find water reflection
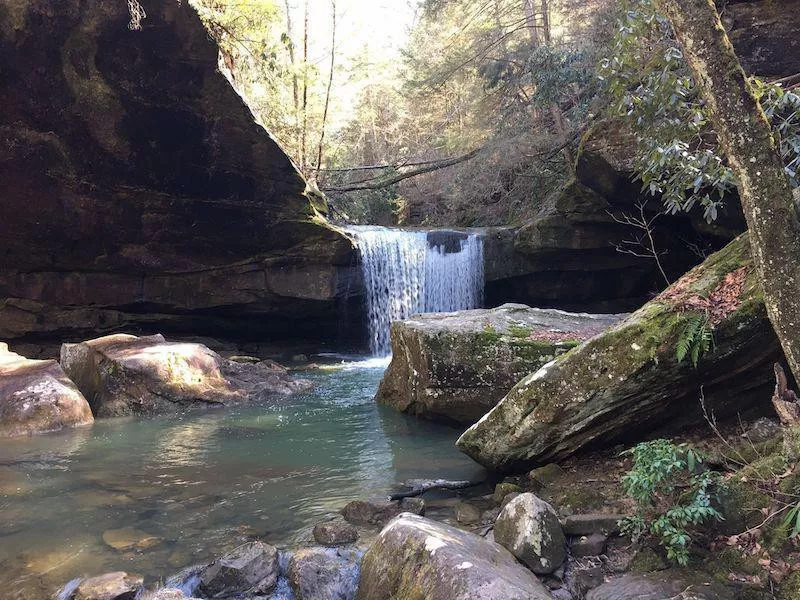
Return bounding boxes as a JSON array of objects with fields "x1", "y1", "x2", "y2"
[{"x1": 0, "y1": 358, "x2": 484, "y2": 596}]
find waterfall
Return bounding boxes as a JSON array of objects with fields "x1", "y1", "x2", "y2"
[{"x1": 348, "y1": 226, "x2": 484, "y2": 356}]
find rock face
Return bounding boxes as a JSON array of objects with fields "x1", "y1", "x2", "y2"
[
  {"x1": 375, "y1": 304, "x2": 624, "y2": 425},
  {"x1": 356, "y1": 513, "x2": 553, "y2": 600},
  {"x1": 458, "y1": 234, "x2": 783, "y2": 472},
  {"x1": 0, "y1": 0, "x2": 357, "y2": 347},
  {"x1": 0, "y1": 342, "x2": 93, "y2": 436},
  {"x1": 60, "y1": 333, "x2": 310, "y2": 417},
  {"x1": 198, "y1": 541, "x2": 279, "y2": 598},
  {"x1": 493, "y1": 493, "x2": 566, "y2": 575}
]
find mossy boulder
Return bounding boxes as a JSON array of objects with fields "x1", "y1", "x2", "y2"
[
  {"x1": 375, "y1": 304, "x2": 624, "y2": 425},
  {"x1": 458, "y1": 234, "x2": 783, "y2": 472},
  {"x1": 356, "y1": 513, "x2": 554, "y2": 600}
]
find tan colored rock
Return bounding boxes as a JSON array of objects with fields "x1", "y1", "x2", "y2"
[
  {"x1": 0, "y1": 343, "x2": 93, "y2": 436},
  {"x1": 61, "y1": 334, "x2": 311, "y2": 417},
  {"x1": 102, "y1": 527, "x2": 162, "y2": 552},
  {"x1": 73, "y1": 571, "x2": 143, "y2": 600}
]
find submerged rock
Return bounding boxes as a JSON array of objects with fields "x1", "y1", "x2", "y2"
[
  {"x1": 102, "y1": 527, "x2": 162, "y2": 552},
  {"x1": 458, "y1": 235, "x2": 782, "y2": 471},
  {"x1": 375, "y1": 304, "x2": 624, "y2": 425},
  {"x1": 313, "y1": 519, "x2": 359, "y2": 547},
  {"x1": 356, "y1": 513, "x2": 553, "y2": 600},
  {"x1": 61, "y1": 334, "x2": 310, "y2": 417},
  {"x1": 341, "y1": 497, "x2": 408, "y2": 527},
  {"x1": 287, "y1": 547, "x2": 361, "y2": 600},
  {"x1": 70, "y1": 572, "x2": 143, "y2": 600},
  {"x1": 198, "y1": 541, "x2": 279, "y2": 598},
  {"x1": 0, "y1": 343, "x2": 93, "y2": 436},
  {"x1": 493, "y1": 493, "x2": 566, "y2": 575}
]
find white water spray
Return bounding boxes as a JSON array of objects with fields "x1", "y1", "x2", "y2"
[{"x1": 348, "y1": 226, "x2": 484, "y2": 356}]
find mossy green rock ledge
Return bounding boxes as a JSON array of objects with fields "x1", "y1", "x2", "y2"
[
  {"x1": 457, "y1": 234, "x2": 783, "y2": 472},
  {"x1": 375, "y1": 304, "x2": 625, "y2": 426}
]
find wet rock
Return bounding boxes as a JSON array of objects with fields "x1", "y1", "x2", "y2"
[
  {"x1": 136, "y1": 591, "x2": 197, "y2": 600},
  {"x1": 102, "y1": 527, "x2": 162, "y2": 552},
  {"x1": 0, "y1": 343, "x2": 93, "y2": 436},
  {"x1": 72, "y1": 572, "x2": 143, "y2": 600},
  {"x1": 561, "y1": 514, "x2": 624, "y2": 537},
  {"x1": 586, "y1": 572, "x2": 734, "y2": 600},
  {"x1": 357, "y1": 513, "x2": 553, "y2": 600},
  {"x1": 570, "y1": 533, "x2": 608, "y2": 558},
  {"x1": 454, "y1": 502, "x2": 482, "y2": 525},
  {"x1": 313, "y1": 519, "x2": 359, "y2": 546},
  {"x1": 494, "y1": 493, "x2": 566, "y2": 575},
  {"x1": 493, "y1": 482, "x2": 521, "y2": 504},
  {"x1": 375, "y1": 304, "x2": 624, "y2": 425},
  {"x1": 198, "y1": 541, "x2": 279, "y2": 598},
  {"x1": 341, "y1": 497, "x2": 401, "y2": 527},
  {"x1": 458, "y1": 235, "x2": 782, "y2": 471},
  {"x1": 399, "y1": 497, "x2": 426, "y2": 515},
  {"x1": 0, "y1": 0, "x2": 356, "y2": 346},
  {"x1": 61, "y1": 334, "x2": 311, "y2": 417},
  {"x1": 501, "y1": 492, "x2": 521, "y2": 509},
  {"x1": 481, "y1": 507, "x2": 502, "y2": 524},
  {"x1": 287, "y1": 547, "x2": 361, "y2": 600},
  {"x1": 571, "y1": 562, "x2": 605, "y2": 595}
]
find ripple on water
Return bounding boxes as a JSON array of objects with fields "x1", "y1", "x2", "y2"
[{"x1": 0, "y1": 358, "x2": 484, "y2": 594}]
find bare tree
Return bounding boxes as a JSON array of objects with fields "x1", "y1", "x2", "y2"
[
  {"x1": 300, "y1": 0, "x2": 309, "y2": 171},
  {"x1": 315, "y1": 0, "x2": 337, "y2": 180},
  {"x1": 608, "y1": 200, "x2": 670, "y2": 286}
]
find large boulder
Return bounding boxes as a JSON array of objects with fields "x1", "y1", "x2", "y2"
[
  {"x1": 493, "y1": 493, "x2": 566, "y2": 575},
  {"x1": 458, "y1": 234, "x2": 783, "y2": 472},
  {"x1": 0, "y1": 0, "x2": 358, "y2": 348},
  {"x1": 198, "y1": 541, "x2": 279, "y2": 598},
  {"x1": 356, "y1": 513, "x2": 553, "y2": 600},
  {"x1": 60, "y1": 333, "x2": 310, "y2": 417},
  {"x1": 375, "y1": 304, "x2": 624, "y2": 425},
  {"x1": 0, "y1": 342, "x2": 93, "y2": 436}
]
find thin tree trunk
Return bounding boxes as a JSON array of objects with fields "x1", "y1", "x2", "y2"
[
  {"x1": 654, "y1": 0, "x2": 800, "y2": 380},
  {"x1": 300, "y1": 0, "x2": 309, "y2": 171},
  {"x1": 283, "y1": 0, "x2": 301, "y2": 160},
  {"x1": 315, "y1": 0, "x2": 337, "y2": 180}
]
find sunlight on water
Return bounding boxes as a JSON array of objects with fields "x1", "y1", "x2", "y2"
[{"x1": 0, "y1": 359, "x2": 482, "y2": 599}]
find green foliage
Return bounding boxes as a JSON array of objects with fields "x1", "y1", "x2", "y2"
[
  {"x1": 783, "y1": 502, "x2": 800, "y2": 540},
  {"x1": 675, "y1": 313, "x2": 712, "y2": 368},
  {"x1": 619, "y1": 439, "x2": 723, "y2": 566},
  {"x1": 599, "y1": 0, "x2": 800, "y2": 222},
  {"x1": 508, "y1": 324, "x2": 532, "y2": 339}
]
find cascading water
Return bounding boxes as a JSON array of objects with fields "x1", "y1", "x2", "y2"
[{"x1": 348, "y1": 226, "x2": 484, "y2": 356}]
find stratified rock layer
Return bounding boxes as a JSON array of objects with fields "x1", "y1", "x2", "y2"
[
  {"x1": 0, "y1": 342, "x2": 93, "y2": 436},
  {"x1": 458, "y1": 234, "x2": 783, "y2": 472},
  {"x1": 60, "y1": 333, "x2": 310, "y2": 417},
  {"x1": 356, "y1": 513, "x2": 553, "y2": 600},
  {"x1": 375, "y1": 304, "x2": 624, "y2": 425},
  {"x1": 0, "y1": 0, "x2": 356, "y2": 346}
]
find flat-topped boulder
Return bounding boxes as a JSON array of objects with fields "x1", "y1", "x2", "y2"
[
  {"x1": 458, "y1": 234, "x2": 784, "y2": 472},
  {"x1": 61, "y1": 334, "x2": 311, "y2": 417},
  {"x1": 0, "y1": 342, "x2": 93, "y2": 436},
  {"x1": 374, "y1": 304, "x2": 624, "y2": 425}
]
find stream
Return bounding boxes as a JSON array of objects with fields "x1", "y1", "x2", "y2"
[{"x1": 0, "y1": 356, "x2": 484, "y2": 598}]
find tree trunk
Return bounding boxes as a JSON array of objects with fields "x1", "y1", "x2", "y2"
[
  {"x1": 654, "y1": 0, "x2": 800, "y2": 380},
  {"x1": 283, "y1": 0, "x2": 301, "y2": 160},
  {"x1": 315, "y1": 0, "x2": 336, "y2": 181},
  {"x1": 300, "y1": 0, "x2": 309, "y2": 172}
]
